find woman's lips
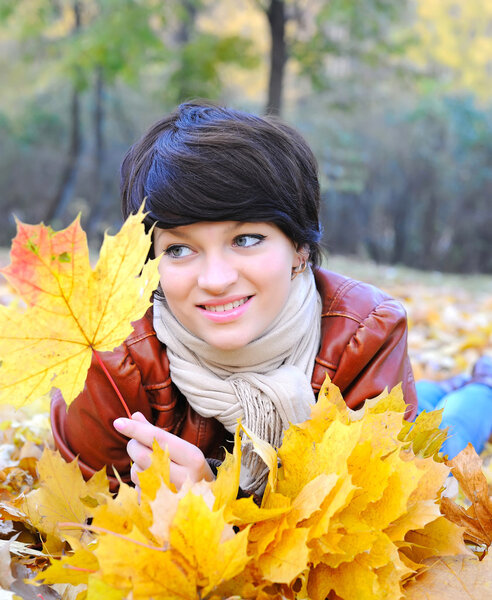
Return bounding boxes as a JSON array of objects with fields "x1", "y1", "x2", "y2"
[
  {"x1": 197, "y1": 296, "x2": 253, "y2": 322},
  {"x1": 202, "y1": 297, "x2": 249, "y2": 312}
]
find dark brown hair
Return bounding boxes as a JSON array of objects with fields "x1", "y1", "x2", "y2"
[{"x1": 120, "y1": 101, "x2": 322, "y2": 265}]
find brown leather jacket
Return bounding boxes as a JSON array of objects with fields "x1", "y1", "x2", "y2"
[{"x1": 51, "y1": 268, "x2": 417, "y2": 487}]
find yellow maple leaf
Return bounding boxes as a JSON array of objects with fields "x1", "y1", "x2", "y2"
[
  {"x1": 93, "y1": 523, "x2": 198, "y2": 599},
  {"x1": 212, "y1": 426, "x2": 242, "y2": 512},
  {"x1": 35, "y1": 535, "x2": 99, "y2": 587},
  {"x1": 137, "y1": 439, "x2": 176, "y2": 501},
  {"x1": 91, "y1": 480, "x2": 152, "y2": 539},
  {"x1": 0, "y1": 204, "x2": 160, "y2": 408},
  {"x1": 23, "y1": 448, "x2": 108, "y2": 552},
  {"x1": 399, "y1": 408, "x2": 448, "y2": 459},
  {"x1": 168, "y1": 491, "x2": 251, "y2": 596}
]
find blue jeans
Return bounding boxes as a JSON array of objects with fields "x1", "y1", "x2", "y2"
[{"x1": 416, "y1": 381, "x2": 492, "y2": 459}]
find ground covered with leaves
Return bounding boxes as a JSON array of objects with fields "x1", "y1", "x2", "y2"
[{"x1": 0, "y1": 247, "x2": 491, "y2": 600}]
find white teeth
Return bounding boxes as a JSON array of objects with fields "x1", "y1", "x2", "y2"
[{"x1": 203, "y1": 297, "x2": 248, "y2": 312}]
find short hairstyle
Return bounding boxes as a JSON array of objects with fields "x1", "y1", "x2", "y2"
[{"x1": 120, "y1": 101, "x2": 323, "y2": 266}]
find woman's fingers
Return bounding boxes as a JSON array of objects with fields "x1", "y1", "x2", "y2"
[
  {"x1": 130, "y1": 411, "x2": 148, "y2": 424},
  {"x1": 130, "y1": 462, "x2": 144, "y2": 487},
  {"x1": 114, "y1": 416, "x2": 204, "y2": 468},
  {"x1": 126, "y1": 438, "x2": 152, "y2": 471},
  {"x1": 113, "y1": 414, "x2": 214, "y2": 486},
  {"x1": 130, "y1": 457, "x2": 193, "y2": 490}
]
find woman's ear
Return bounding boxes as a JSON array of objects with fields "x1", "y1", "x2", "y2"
[
  {"x1": 291, "y1": 245, "x2": 309, "y2": 280},
  {"x1": 292, "y1": 245, "x2": 309, "y2": 269}
]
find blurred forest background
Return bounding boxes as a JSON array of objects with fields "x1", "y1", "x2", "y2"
[{"x1": 0, "y1": 0, "x2": 491, "y2": 273}]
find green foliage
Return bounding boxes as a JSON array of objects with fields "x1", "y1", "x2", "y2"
[
  {"x1": 0, "y1": 0, "x2": 17, "y2": 20},
  {"x1": 60, "y1": 0, "x2": 168, "y2": 88},
  {"x1": 11, "y1": 103, "x2": 65, "y2": 146},
  {"x1": 292, "y1": 0, "x2": 414, "y2": 91},
  {"x1": 167, "y1": 32, "x2": 259, "y2": 103}
]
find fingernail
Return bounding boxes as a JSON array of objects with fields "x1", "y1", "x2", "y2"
[
  {"x1": 113, "y1": 418, "x2": 126, "y2": 430},
  {"x1": 132, "y1": 411, "x2": 143, "y2": 419}
]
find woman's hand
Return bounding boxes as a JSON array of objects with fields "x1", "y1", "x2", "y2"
[{"x1": 113, "y1": 412, "x2": 214, "y2": 491}]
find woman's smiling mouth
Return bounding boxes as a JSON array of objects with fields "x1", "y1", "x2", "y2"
[
  {"x1": 197, "y1": 296, "x2": 253, "y2": 322},
  {"x1": 201, "y1": 297, "x2": 250, "y2": 312}
]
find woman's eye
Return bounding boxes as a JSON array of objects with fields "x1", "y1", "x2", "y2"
[
  {"x1": 234, "y1": 234, "x2": 265, "y2": 248},
  {"x1": 164, "y1": 245, "x2": 193, "y2": 258}
]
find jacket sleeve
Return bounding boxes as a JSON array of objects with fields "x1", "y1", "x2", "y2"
[
  {"x1": 50, "y1": 344, "x2": 153, "y2": 490},
  {"x1": 330, "y1": 297, "x2": 417, "y2": 419}
]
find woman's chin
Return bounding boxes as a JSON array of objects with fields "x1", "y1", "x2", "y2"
[{"x1": 203, "y1": 332, "x2": 253, "y2": 352}]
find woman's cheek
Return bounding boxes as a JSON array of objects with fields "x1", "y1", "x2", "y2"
[{"x1": 159, "y1": 264, "x2": 191, "y2": 296}]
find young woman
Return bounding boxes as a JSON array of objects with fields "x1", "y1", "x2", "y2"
[{"x1": 50, "y1": 101, "x2": 417, "y2": 494}]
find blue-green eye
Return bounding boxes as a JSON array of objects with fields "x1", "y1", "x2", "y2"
[
  {"x1": 165, "y1": 245, "x2": 193, "y2": 258},
  {"x1": 234, "y1": 234, "x2": 265, "y2": 248}
]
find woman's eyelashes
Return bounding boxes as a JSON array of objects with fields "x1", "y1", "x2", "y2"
[
  {"x1": 164, "y1": 245, "x2": 193, "y2": 258},
  {"x1": 163, "y1": 234, "x2": 266, "y2": 258},
  {"x1": 233, "y1": 234, "x2": 266, "y2": 248}
]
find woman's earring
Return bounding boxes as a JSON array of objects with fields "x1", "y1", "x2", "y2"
[{"x1": 291, "y1": 259, "x2": 307, "y2": 280}]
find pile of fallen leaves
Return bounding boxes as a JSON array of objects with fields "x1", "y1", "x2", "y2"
[
  {"x1": 325, "y1": 256, "x2": 492, "y2": 381},
  {"x1": 0, "y1": 379, "x2": 491, "y2": 599}
]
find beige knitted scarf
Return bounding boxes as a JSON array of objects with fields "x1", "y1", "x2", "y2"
[{"x1": 153, "y1": 268, "x2": 322, "y2": 493}]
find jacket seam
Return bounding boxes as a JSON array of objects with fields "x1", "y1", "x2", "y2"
[
  {"x1": 126, "y1": 331, "x2": 157, "y2": 346},
  {"x1": 196, "y1": 413, "x2": 206, "y2": 447},
  {"x1": 315, "y1": 357, "x2": 337, "y2": 370},
  {"x1": 149, "y1": 402, "x2": 176, "y2": 412},
  {"x1": 174, "y1": 411, "x2": 187, "y2": 434},
  {"x1": 321, "y1": 311, "x2": 362, "y2": 324},
  {"x1": 327, "y1": 279, "x2": 359, "y2": 312},
  {"x1": 143, "y1": 378, "x2": 172, "y2": 391}
]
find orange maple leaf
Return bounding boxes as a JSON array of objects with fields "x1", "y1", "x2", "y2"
[
  {"x1": 0, "y1": 205, "x2": 160, "y2": 411},
  {"x1": 441, "y1": 443, "x2": 492, "y2": 549}
]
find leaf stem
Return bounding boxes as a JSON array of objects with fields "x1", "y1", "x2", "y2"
[
  {"x1": 62, "y1": 565, "x2": 97, "y2": 574},
  {"x1": 58, "y1": 521, "x2": 166, "y2": 551},
  {"x1": 92, "y1": 348, "x2": 132, "y2": 418}
]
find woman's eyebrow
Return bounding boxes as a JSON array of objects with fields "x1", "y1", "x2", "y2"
[
  {"x1": 158, "y1": 222, "x2": 248, "y2": 241},
  {"x1": 156, "y1": 227, "x2": 193, "y2": 241}
]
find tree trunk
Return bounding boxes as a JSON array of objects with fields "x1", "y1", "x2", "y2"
[
  {"x1": 45, "y1": 85, "x2": 82, "y2": 224},
  {"x1": 174, "y1": 0, "x2": 198, "y2": 101},
  {"x1": 87, "y1": 65, "x2": 110, "y2": 239},
  {"x1": 391, "y1": 188, "x2": 411, "y2": 264},
  {"x1": 265, "y1": 0, "x2": 287, "y2": 115},
  {"x1": 176, "y1": 0, "x2": 198, "y2": 45},
  {"x1": 45, "y1": 0, "x2": 83, "y2": 224}
]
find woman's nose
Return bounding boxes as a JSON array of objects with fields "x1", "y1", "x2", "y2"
[{"x1": 197, "y1": 254, "x2": 238, "y2": 293}]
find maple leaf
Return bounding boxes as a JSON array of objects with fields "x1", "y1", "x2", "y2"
[
  {"x1": 22, "y1": 447, "x2": 109, "y2": 552},
  {"x1": 34, "y1": 536, "x2": 99, "y2": 587},
  {"x1": 398, "y1": 407, "x2": 448, "y2": 459},
  {"x1": 440, "y1": 443, "x2": 492, "y2": 548},
  {"x1": 0, "y1": 204, "x2": 160, "y2": 409},
  {"x1": 404, "y1": 553, "x2": 492, "y2": 599}
]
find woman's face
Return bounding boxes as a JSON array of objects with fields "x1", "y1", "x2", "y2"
[{"x1": 153, "y1": 221, "x2": 304, "y2": 351}]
